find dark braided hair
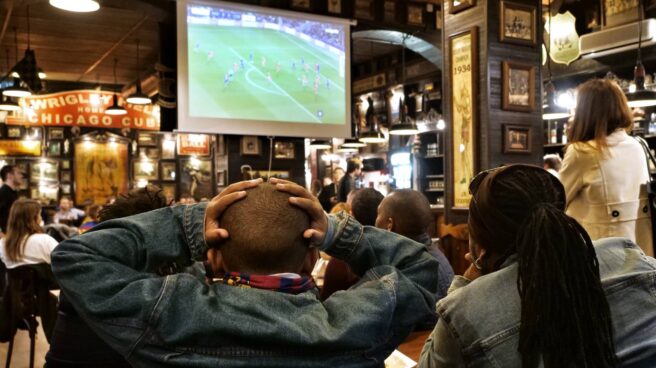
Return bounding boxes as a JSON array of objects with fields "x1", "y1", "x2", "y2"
[{"x1": 469, "y1": 164, "x2": 617, "y2": 368}]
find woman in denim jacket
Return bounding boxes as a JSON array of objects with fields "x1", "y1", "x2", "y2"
[{"x1": 419, "y1": 165, "x2": 656, "y2": 367}]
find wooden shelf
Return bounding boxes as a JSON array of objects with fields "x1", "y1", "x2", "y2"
[
  {"x1": 544, "y1": 143, "x2": 565, "y2": 148},
  {"x1": 422, "y1": 154, "x2": 444, "y2": 158},
  {"x1": 424, "y1": 188, "x2": 445, "y2": 192},
  {"x1": 424, "y1": 174, "x2": 444, "y2": 179}
]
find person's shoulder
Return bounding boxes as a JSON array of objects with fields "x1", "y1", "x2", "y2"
[{"x1": 29, "y1": 233, "x2": 59, "y2": 245}]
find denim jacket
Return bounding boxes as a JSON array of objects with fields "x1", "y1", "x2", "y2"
[
  {"x1": 51, "y1": 204, "x2": 439, "y2": 368},
  {"x1": 419, "y1": 237, "x2": 656, "y2": 368}
]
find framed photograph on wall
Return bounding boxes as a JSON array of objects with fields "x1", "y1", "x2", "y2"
[
  {"x1": 240, "y1": 136, "x2": 261, "y2": 156},
  {"x1": 502, "y1": 61, "x2": 535, "y2": 112},
  {"x1": 138, "y1": 133, "x2": 158, "y2": 147},
  {"x1": 30, "y1": 161, "x2": 59, "y2": 183},
  {"x1": 180, "y1": 157, "x2": 213, "y2": 201},
  {"x1": 603, "y1": 0, "x2": 640, "y2": 28},
  {"x1": 162, "y1": 138, "x2": 176, "y2": 159},
  {"x1": 384, "y1": 1, "x2": 396, "y2": 22},
  {"x1": 47, "y1": 142, "x2": 62, "y2": 157},
  {"x1": 49, "y1": 127, "x2": 65, "y2": 140},
  {"x1": 327, "y1": 0, "x2": 341, "y2": 14},
  {"x1": 61, "y1": 160, "x2": 70, "y2": 170},
  {"x1": 61, "y1": 184, "x2": 71, "y2": 195},
  {"x1": 291, "y1": 0, "x2": 310, "y2": 10},
  {"x1": 274, "y1": 141, "x2": 295, "y2": 159},
  {"x1": 449, "y1": 0, "x2": 476, "y2": 14},
  {"x1": 60, "y1": 171, "x2": 71, "y2": 182},
  {"x1": 133, "y1": 160, "x2": 158, "y2": 181},
  {"x1": 407, "y1": 4, "x2": 424, "y2": 26},
  {"x1": 160, "y1": 161, "x2": 177, "y2": 181},
  {"x1": 354, "y1": 0, "x2": 374, "y2": 20},
  {"x1": 449, "y1": 27, "x2": 478, "y2": 210},
  {"x1": 503, "y1": 125, "x2": 532, "y2": 154},
  {"x1": 499, "y1": 1, "x2": 536, "y2": 45},
  {"x1": 7, "y1": 126, "x2": 22, "y2": 138}
]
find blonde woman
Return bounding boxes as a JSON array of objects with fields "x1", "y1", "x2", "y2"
[
  {"x1": 560, "y1": 78, "x2": 653, "y2": 256},
  {"x1": 0, "y1": 199, "x2": 58, "y2": 268}
]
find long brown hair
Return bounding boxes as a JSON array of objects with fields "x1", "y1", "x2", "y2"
[
  {"x1": 4, "y1": 199, "x2": 44, "y2": 262},
  {"x1": 567, "y1": 78, "x2": 633, "y2": 153},
  {"x1": 468, "y1": 165, "x2": 617, "y2": 368}
]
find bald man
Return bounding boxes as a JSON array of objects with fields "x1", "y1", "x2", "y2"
[{"x1": 376, "y1": 190, "x2": 454, "y2": 307}]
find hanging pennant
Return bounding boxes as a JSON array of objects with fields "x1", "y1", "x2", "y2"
[{"x1": 545, "y1": 11, "x2": 581, "y2": 65}]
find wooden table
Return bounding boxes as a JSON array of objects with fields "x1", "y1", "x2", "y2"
[{"x1": 397, "y1": 330, "x2": 431, "y2": 363}]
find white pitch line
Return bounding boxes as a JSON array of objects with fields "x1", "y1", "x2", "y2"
[
  {"x1": 279, "y1": 32, "x2": 345, "y2": 93},
  {"x1": 228, "y1": 47, "x2": 321, "y2": 123}
]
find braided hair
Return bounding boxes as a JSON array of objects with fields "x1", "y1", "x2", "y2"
[{"x1": 468, "y1": 165, "x2": 616, "y2": 368}]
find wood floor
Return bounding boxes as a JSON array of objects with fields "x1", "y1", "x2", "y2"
[{"x1": 0, "y1": 318, "x2": 49, "y2": 368}]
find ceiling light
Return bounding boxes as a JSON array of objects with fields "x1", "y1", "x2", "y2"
[
  {"x1": 105, "y1": 58, "x2": 127, "y2": 115},
  {"x1": 542, "y1": 82, "x2": 570, "y2": 120},
  {"x1": 0, "y1": 98, "x2": 20, "y2": 111},
  {"x1": 389, "y1": 122, "x2": 419, "y2": 135},
  {"x1": 38, "y1": 68, "x2": 46, "y2": 79},
  {"x1": 342, "y1": 138, "x2": 366, "y2": 148},
  {"x1": 436, "y1": 119, "x2": 446, "y2": 130},
  {"x1": 49, "y1": 0, "x2": 100, "y2": 12},
  {"x1": 126, "y1": 39, "x2": 151, "y2": 105},
  {"x1": 359, "y1": 130, "x2": 387, "y2": 143},
  {"x1": 309, "y1": 139, "x2": 332, "y2": 149},
  {"x1": 2, "y1": 80, "x2": 31, "y2": 98},
  {"x1": 337, "y1": 144, "x2": 358, "y2": 153}
]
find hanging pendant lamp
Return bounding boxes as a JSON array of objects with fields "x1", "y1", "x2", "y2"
[
  {"x1": 0, "y1": 49, "x2": 20, "y2": 111},
  {"x1": 105, "y1": 59, "x2": 127, "y2": 116},
  {"x1": 309, "y1": 139, "x2": 332, "y2": 150},
  {"x1": 389, "y1": 35, "x2": 419, "y2": 136},
  {"x1": 626, "y1": 0, "x2": 656, "y2": 107},
  {"x1": 126, "y1": 39, "x2": 151, "y2": 105},
  {"x1": 542, "y1": 4, "x2": 570, "y2": 120},
  {"x1": 359, "y1": 96, "x2": 387, "y2": 143},
  {"x1": 3, "y1": 28, "x2": 31, "y2": 98},
  {"x1": 49, "y1": 0, "x2": 100, "y2": 12}
]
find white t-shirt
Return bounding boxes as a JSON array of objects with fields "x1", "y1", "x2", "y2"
[{"x1": 0, "y1": 233, "x2": 59, "y2": 268}]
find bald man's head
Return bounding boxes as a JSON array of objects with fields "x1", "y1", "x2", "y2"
[
  {"x1": 219, "y1": 183, "x2": 310, "y2": 274},
  {"x1": 375, "y1": 190, "x2": 432, "y2": 237}
]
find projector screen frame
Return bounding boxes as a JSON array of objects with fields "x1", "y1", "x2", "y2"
[{"x1": 176, "y1": 0, "x2": 353, "y2": 138}]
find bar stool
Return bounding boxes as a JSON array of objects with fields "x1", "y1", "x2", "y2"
[{"x1": 4, "y1": 266, "x2": 40, "y2": 368}]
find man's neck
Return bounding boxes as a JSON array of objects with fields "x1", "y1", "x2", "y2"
[{"x1": 4, "y1": 181, "x2": 17, "y2": 191}]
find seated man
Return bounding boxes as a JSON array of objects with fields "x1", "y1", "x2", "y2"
[
  {"x1": 53, "y1": 197, "x2": 85, "y2": 225},
  {"x1": 375, "y1": 190, "x2": 454, "y2": 311},
  {"x1": 51, "y1": 179, "x2": 438, "y2": 367}
]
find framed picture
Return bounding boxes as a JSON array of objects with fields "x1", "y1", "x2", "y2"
[
  {"x1": 354, "y1": 0, "x2": 374, "y2": 20},
  {"x1": 133, "y1": 160, "x2": 158, "y2": 181},
  {"x1": 603, "y1": 0, "x2": 640, "y2": 28},
  {"x1": 162, "y1": 138, "x2": 176, "y2": 159},
  {"x1": 49, "y1": 127, "x2": 65, "y2": 140},
  {"x1": 145, "y1": 147, "x2": 160, "y2": 160},
  {"x1": 502, "y1": 61, "x2": 535, "y2": 112},
  {"x1": 407, "y1": 5, "x2": 424, "y2": 26},
  {"x1": 61, "y1": 184, "x2": 71, "y2": 194},
  {"x1": 177, "y1": 134, "x2": 211, "y2": 156},
  {"x1": 160, "y1": 161, "x2": 177, "y2": 181},
  {"x1": 503, "y1": 125, "x2": 532, "y2": 154},
  {"x1": 384, "y1": 1, "x2": 396, "y2": 22},
  {"x1": 250, "y1": 170, "x2": 291, "y2": 180},
  {"x1": 60, "y1": 171, "x2": 71, "y2": 182},
  {"x1": 7, "y1": 126, "x2": 21, "y2": 138},
  {"x1": 449, "y1": 27, "x2": 478, "y2": 209},
  {"x1": 327, "y1": 0, "x2": 341, "y2": 14},
  {"x1": 61, "y1": 160, "x2": 70, "y2": 169},
  {"x1": 30, "y1": 161, "x2": 59, "y2": 183},
  {"x1": 291, "y1": 0, "x2": 310, "y2": 9},
  {"x1": 180, "y1": 158, "x2": 213, "y2": 201},
  {"x1": 47, "y1": 141, "x2": 61, "y2": 157},
  {"x1": 75, "y1": 140, "x2": 129, "y2": 205},
  {"x1": 274, "y1": 141, "x2": 295, "y2": 159},
  {"x1": 240, "y1": 136, "x2": 261, "y2": 156},
  {"x1": 449, "y1": 0, "x2": 476, "y2": 14},
  {"x1": 499, "y1": 1, "x2": 536, "y2": 45},
  {"x1": 216, "y1": 170, "x2": 226, "y2": 186},
  {"x1": 138, "y1": 133, "x2": 158, "y2": 147}
]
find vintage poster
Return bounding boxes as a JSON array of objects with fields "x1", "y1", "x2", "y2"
[
  {"x1": 74, "y1": 141, "x2": 129, "y2": 205},
  {"x1": 450, "y1": 28, "x2": 477, "y2": 209}
]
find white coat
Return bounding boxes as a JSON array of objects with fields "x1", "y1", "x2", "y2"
[{"x1": 560, "y1": 129, "x2": 653, "y2": 256}]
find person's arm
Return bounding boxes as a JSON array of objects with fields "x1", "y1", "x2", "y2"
[
  {"x1": 418, "y1": 319, "x2": 465, "y2": 368},
  {"x1": 559, "y1": 145, "x2": 584, "y2": 208}
]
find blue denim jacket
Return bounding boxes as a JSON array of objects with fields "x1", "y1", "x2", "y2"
[
  {"x1": 419, "y1": 237, "x2": 656, "y2": 368},
  {"x1": 51, "y1": 204, "x2": 439, "y2": 367}
]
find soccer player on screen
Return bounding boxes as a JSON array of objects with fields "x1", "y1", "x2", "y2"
[
  {"x1": 261, "y1": 56, "x2": 267, "y2": 68},
  {"x1": 207, "y1": 50, "x2": 214, "y2": 62},
  {"x1": 223, "y1": 73, "x2": 230, "y2": 87},
  {"x1": 240, "y1": 58, "x2": 245, "y2": 69},
  {"x1": 249, "y1": 52, "x2": 253, "y2": 63},
  {"x1": 275, "y1": 62, "x2": 281, "y2": 74},
  {"x1": 194, "y1": 42, "x2": 201, "y2": 53},
  {"x1": 316, "y1": 63, "x2": 320, "y2": 73},
  {"x1": 292, "y1": 61, "x2": 296, "y2": 71},
  {"x1": 233, "y1": 62, "x2": 239, "y2": 73}
]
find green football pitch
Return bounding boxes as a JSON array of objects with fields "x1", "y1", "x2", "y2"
[{"x1": 188, "y1": 25, "x2": 346, "y2": 125}]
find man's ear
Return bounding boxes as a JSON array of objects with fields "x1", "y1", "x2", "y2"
[
  {"x1": 207, "y1": 248, "x2": 227, "y2": 275},
  {"x1": 386, "y1": 217, "x2": 394, "y2": 232},
  {"x1": 301, "y1": 248, "x2": 320, "y2": 276}
]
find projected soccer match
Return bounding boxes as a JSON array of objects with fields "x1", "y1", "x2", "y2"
[{"x1": 184, "y1": 2, "x2": 348, "y2": 131}]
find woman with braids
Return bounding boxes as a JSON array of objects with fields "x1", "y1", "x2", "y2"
[
  {"x1": 419, "y1": 164, "x2": 656, "y2": 367},
  {"x1": 560, "y1": 78, "x2": 652, "y2": 256}
]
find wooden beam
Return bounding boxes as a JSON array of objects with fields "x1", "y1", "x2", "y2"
[
  {"x1": 0, "y1": 0, "x2": 16, "y2": 47},
  {"x1": 76, "y1": 14, "x2": 148, "y2": 81}
]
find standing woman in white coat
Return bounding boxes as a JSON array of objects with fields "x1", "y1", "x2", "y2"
[{"x1": 560, "y1": 78, "x2": 653, "y2": 256}]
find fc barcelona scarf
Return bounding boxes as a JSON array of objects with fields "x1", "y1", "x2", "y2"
[{"x1": 222, "y1": 272, "x2": 315, "y2": 294}]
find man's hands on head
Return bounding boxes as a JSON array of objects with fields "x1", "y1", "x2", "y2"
[
  {"x1": 204, "y1": 179, "x2": 262, "y2": 248},
  {"x1": 270, "y1": 177, "x2": 328, "y2": 247}
]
